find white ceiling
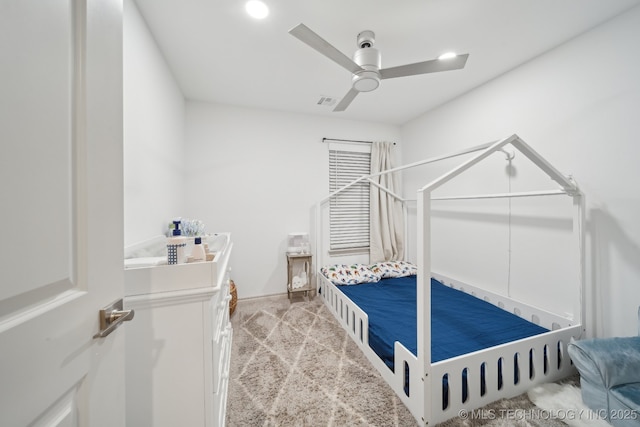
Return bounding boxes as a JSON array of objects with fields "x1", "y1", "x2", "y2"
[{"x1": 133, "y1": 0, "x2": 640, "y2": 125}]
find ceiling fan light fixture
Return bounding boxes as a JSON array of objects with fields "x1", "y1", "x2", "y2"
[
  {"x1": 352, "y1": 71, "x2": 380, "y2": 92},
  {"x1": 438, "y1": 52, "x2": 458, "y2": 60},
  {"x1": 245, "y1": 0, "x2": 269, "y2": 19},
  {"x1": 352, "y1": 47, "x2": 381, "y2": 92}
]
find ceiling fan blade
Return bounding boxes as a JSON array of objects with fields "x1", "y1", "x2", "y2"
[
  {"x1": 333, "y1": 88, "x2": 359, "y2": 112},
  {"x1": 380, "y1": 53, "x2": 469, "y2": 80},
  {"x1": 289, "y1": 23, "x2": 364, "y2": 74}
]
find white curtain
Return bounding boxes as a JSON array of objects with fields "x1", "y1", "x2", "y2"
[{"x1": 370, "y1": 141, "x2": 404, "y2": 262}]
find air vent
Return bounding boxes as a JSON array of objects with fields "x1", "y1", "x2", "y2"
[{"x1": 317, "y1": 96, "x2": 337, "y2": 107}]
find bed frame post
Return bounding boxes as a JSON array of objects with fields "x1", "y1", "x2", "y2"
[
  {"x1": 417, "y1": 189, "x2": 432, "y2": 425},
  {"x1": 573, "y1": 191, "x2": 586, "y2": 337}
]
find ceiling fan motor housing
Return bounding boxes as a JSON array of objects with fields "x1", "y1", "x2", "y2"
[
  {"x1": 352, "y1": 43, "x2": 381, "y2": 92},
  {"x1": 356, "y1": 30, "x2": 375, "y2": 48}
]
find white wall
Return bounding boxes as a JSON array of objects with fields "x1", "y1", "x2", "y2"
[
  {"x1": 401, "y1": 5, "x2": 640, "y2": 338},
  {"x1": 123, "y1": 0, "x2": 186, "y2": 247},
  {"x1": 184, "y1": 102, "x2": 400, "y2": 299}
]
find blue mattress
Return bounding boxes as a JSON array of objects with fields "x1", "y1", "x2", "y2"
[{"x1": 338, "y1": 276, "x2": 549, "y2": 370}]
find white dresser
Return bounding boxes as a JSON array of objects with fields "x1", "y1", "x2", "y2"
[{"x1": 123, "y1": 234, "x2": 233, "y2": 427}]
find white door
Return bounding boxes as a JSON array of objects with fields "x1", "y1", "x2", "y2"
[{"x1": 0, "y1": 0, "x2": 125, "y2": 425}]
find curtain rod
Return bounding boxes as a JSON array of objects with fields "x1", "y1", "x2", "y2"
[{"x1": 322, "y1": 137, "x2": 396, "y2": 145}]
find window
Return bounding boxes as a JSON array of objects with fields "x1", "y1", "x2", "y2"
[{"x1": 328, "y1": 144, "x2": 371, "y2": 252}]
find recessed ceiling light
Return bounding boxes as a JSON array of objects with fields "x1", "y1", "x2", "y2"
[
  {"x1": 245, "y1": 0, "x2": 269, "y2": 19},
  {"x1": 438, "y1": 52, "x2": 457, "y2": 60}
]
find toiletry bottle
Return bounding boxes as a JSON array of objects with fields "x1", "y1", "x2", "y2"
[
  {"x1": 167, "y1": 220, "x2": 187, "y2": 265},
  {"x1": 192, "y1": 237, "x2": 206, "y2": 262}
]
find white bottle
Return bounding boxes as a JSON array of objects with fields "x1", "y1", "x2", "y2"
[
  {"x1": 167, "y1": 221, "x2": 187, "y2": 265},
  {"x1": 192, "y1": 237, "x2": 206, "y2": 262}
]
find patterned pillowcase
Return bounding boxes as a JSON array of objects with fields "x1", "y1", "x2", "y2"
[
  {"x1": 320, "y1": 264, "x2": 381, "y2": 286},
  {"x1": 369, "y1": 261, "x2": 417, "y2": 278},
  {"x1": 396, "y1": 261, "x2": 418, "y2": 277}
]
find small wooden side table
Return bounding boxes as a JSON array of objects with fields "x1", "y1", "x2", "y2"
[{"x1": 286, "y1": 253, "x2": 312, "y2": 299}]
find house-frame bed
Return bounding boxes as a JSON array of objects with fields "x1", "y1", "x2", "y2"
[{"x1": 316, "y1": 134, "x2": 585, "y2": 426}]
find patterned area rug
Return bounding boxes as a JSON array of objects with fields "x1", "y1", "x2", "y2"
[{"x1": 226, "y1": 294, "x2": 580, "y2": 427}]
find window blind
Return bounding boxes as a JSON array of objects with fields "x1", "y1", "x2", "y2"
[{"x1": 329, "y1": 149, "x2": 371, "y2": 251}]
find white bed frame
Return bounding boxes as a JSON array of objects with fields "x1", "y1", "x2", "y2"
[{"x1": 315, "y1": 134, "x2": 585, "y2": 426}]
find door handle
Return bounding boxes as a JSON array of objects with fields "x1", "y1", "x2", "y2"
[{"x1": 93, "y1": 298, "x2": 135, "y2": 339}]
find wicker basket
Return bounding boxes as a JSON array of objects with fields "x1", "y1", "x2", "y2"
[{"x1": 229, "y1": 280, "x2": 237, "y2": 316}]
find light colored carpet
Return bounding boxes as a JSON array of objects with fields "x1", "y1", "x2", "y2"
[
  {"x1": 527, "y1": 383, "x2": 609, "y2": 427},
  {"x1": 226, "y1": 294, "x2": 582, "y2": 427}
]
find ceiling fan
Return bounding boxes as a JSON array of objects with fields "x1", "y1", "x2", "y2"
[{"x1": 289, "y1": 23, "x2": 469, "y2": 112}]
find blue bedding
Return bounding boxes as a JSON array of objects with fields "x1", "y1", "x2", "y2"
[{"x1": 338, "y1": 276, "x2": 549, "y2": 370}]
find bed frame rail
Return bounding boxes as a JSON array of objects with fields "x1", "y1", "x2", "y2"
[
  {"x1": 319, "y1": 274, "x2": 420, "y2": 410},
  {"x1": 428, "y1": 325, "x2": 580, "y2": 424},
  {"x1": 432, "y1": 273, "x2": 576, "y2": 330}
]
